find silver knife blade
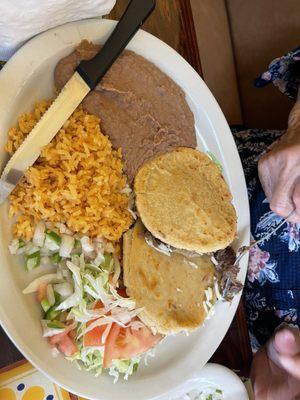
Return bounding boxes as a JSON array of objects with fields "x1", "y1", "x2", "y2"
[{"x1": 0, "y1": 72, "x2": 90, "y2": 204}]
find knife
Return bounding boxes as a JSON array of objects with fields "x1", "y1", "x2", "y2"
[{"x1": 0, "y1": 0, "x2": 156, "y2": 204}]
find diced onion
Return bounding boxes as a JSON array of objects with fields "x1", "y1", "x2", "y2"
[
  {"x1": 44, "y1": 236, "x2": 60, "y2": 251},
  {"x1": 33, "y1": 221, "x2": 45, "y2": 247},
  {"x1": 25, "y1": 242, "x2": 40, "y2": 255},
  {"x1": 80, "y1": 236, "x2": 94, "y2": 253},
  {"x1": 59, "y1": 234, "x2": 75, "y2": 258},
  {"x1": 23, "y1": 274, "x2": 60, "y2": 294},
  {"x1": 56, "y1": 222, "x2": 72, "y2": 235},
  {"x1": 54, "y1": 282, "x2": 73, "y2": 298}
]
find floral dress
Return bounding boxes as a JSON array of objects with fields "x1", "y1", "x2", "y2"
[{"x1": 232, "y1": 46, "x2": 300, "y2": 349}]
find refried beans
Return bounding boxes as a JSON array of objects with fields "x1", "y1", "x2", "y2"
[{"x1": 55, "y1": 40, "x2": 196, "y2": 183}]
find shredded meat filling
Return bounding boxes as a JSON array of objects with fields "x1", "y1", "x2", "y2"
[
  {"x1": 213, "y1": 247, "x2": 243, "y2": 301},
  {"x1": 144, "y1": 230, "x2": 243, "y2": 301}
]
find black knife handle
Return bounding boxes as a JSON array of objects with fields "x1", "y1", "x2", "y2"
[{"x1": 76, "y1": 0, "x2": 156, "y2": 89}]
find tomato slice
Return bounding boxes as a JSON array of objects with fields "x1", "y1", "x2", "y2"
[
  {"x1": 103, "y1": 323, "x2": 162, "y2": 369},
  {"x1": 48, "y1": 326, "x2": 77, "y2": 357},
  {"x1": 94, "y1": 300, "x2": 104, "y2": 309},
  {"x1": 48, "y1": 325, "x2": 76, "y2": 346},
  {"x1": 83, "y1": 324, "x2": 110, "y2": 347},
  {"x1": 58, "y1": 334, "x2": 77, "y2": 357},
  {"x1": 83, "y1": 300, "x2": 110, "y2": 347},
  {"x1": 37, "y1": 283, "x2": 48, "y2": 302}
]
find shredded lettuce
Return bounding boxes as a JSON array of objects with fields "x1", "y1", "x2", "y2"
[
  {"x1": 83, "y1": 271, "x2": 109, "y2": 301},
  {"x1": 109, "y1": 358, "x2": 140, "y2": 382},
  {"x1": 68, "y1": 300, "x2": 106, "y2": 324},
  {"x1": 206, "y1": 151, "x2": 223, "y2": 172},
  {"x1": 68, "y1": 342, "x2": 104, "y2": 376},
  {"x1": 109, "y1": 285, "x2": 136, "y2": 310}
]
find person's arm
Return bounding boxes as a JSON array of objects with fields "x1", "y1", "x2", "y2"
[{"x1": 258, "y1": 88, "x2": 300, "y2": 222}]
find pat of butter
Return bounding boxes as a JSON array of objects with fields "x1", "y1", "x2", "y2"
[{"x1": 0, "y1": 0, "x2": 116, "y2": 60}]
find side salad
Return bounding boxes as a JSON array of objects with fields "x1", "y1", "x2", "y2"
[
  {"x1": 178, "y1": 387, "x2": 224, "y2": 400},
  {"x1": 9, "y1": 221, "x2": 162, "y2": 381}
]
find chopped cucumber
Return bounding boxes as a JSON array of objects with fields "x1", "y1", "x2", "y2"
[
  {"x1": 25, "y1": 251, "x2": 41, "y2": 271},
  {"x1": 132, "y1": 362, "x2": 139, "y2": 373},
  {"x1": 58, "y1": 311, "x2": 67, "y2": 323},
  {"x1": 74, "y1": 239, "x2": 81, "y2": 250},
  {"x1": 72, "y1": 239, "x2": 82, "y2": 255},
  {"x1": 54, "y1": 291, "x2": 61, "y2": 303},
  {"x1": 45, "y1": 306, "x2": 60, "y2": 321},
  {"x1": 41, "y1": 298, "x2": 51, "y2": 312},
  {"x1": 45, "y1": 291, "x2": 61, "y2": 320},
  {"x1": 47, "y1": 230, "x2": 61, "y2": 244},
  {"x1": 45, "y1": 230, "x2": 61, "y2": 251},
  {"x1": 47, "y1": 320, "x2": 65, "y2": 329},
  {"x1": 18, "y1": 239, "x2": 26, "y2": 248},
  {"x1": 102, "y1": 253, "x2": 112, "y2": 270},
  {"x1": 51, "y1": 252, "x2": 62, "y2": 264}
]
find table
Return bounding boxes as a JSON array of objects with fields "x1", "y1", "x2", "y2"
[{"x1": 0, "y1": 0, "x2": 252, "y2": 378}]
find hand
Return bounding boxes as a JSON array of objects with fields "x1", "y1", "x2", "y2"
[
  {"x1": 251, "y1": 326, "x2": 300, "y2": 400},
  {"x1": 258, "y1": 97, "x2": 300, "y2": 223}
]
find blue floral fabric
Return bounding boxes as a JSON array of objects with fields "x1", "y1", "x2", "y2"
[
  {"x1": 254, "y1": 46, "x2": 300, "y2": 100},
  {"x1": 232, "y1": 47, "x2": 300, "y2": 350},
  {"x1": 232, "y1": 127, "x2": 297, "y2": 348}
]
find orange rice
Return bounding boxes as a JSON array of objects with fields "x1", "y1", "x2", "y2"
[{"x1": 6, "y1": 101, "x2": 133, "y2": 241}]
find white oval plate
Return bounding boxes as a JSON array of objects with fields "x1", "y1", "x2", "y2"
[
  {"x1": 171, "y1": 363, "x2": 249, "y2": 400},
  {"x1": 0, "y1": 19, "x2": 250, "y2": 400}
]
